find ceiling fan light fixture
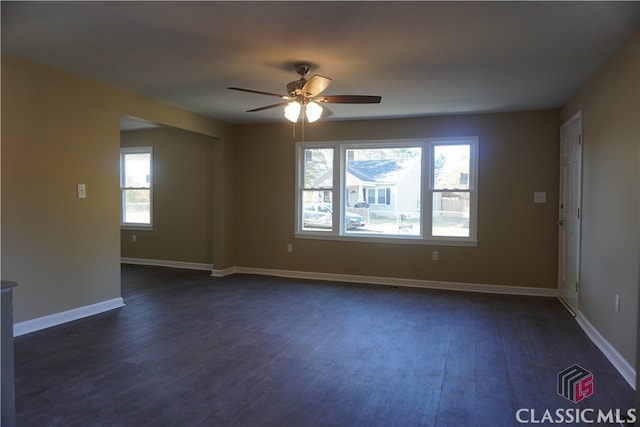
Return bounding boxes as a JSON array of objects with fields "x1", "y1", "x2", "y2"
[
  {"x1": 284, "y1": 101, "x2": 301, "y2": 122},
  {"x1": 305, "y1": 101, "x2": 322, "y2": 123},
  {"x1": 228, "y1": 63, "x2": 381, "y2": 122}
]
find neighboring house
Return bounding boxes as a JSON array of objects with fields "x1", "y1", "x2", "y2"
[{"x1": 312, "y1": 156, "x2": 421, "y2": 218}]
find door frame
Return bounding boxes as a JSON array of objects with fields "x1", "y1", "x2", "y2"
[{"x1": 557, "y1": 110, "x2": 583, "y2": 314}]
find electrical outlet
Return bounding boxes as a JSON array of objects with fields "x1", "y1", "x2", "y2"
[
  {"x1": 132, "y1": 235, "x2": 137, "y2": 243},
  {"x1": 432, "y1": 251, "x2": 439, "y2": 261},
  {"x1": 287, "y1": 243, "x2": 293, "y2": 253}
]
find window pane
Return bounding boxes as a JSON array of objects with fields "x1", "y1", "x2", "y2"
[
  {"x1": 302, "y1": 190, "x2": 333, "y2": 231},
  {"x1": 123, "y1": 189, "x2": 151, "y2": 224},
  {"x1": 433, "y1": 145, "x2": 470, "y2": 190},
  {"x1": 304, "y1": 148, "x2": 333, "y2": 188},
  {"x1": 432, "y1": 191, "x2": 470, "y2": 237},
  {"x1": 302, "y1": 148, "x2": 333, "y2": 231},
  {"x1": 366, "y1": 189, "x2": 375, "y2": 204},
  {"x1": 124, "y1": 153, "x2": 151, "y2": 188},
  {"x1": 346, "y1": 147, "x2": 421, "y2": 236}
]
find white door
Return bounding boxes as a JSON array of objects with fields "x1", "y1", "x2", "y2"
[{"x1": 558, "y1": 112, "x2": 582, "y2": 314}]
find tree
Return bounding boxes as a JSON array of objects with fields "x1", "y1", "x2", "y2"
[{"x1": 304, "y1": 148, "x2": 333, "y2": 187}]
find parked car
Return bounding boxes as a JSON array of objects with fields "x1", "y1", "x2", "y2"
[{"x1": 303, "y1": 203, "x2": 365, "y2": 230}]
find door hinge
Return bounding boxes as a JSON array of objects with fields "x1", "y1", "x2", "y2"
[
  {"x1": 575, "y1": 281, "x2": 579, "y2": 292},
  {"x1": 577, "y1": 208, "x2": 580, "y2": 219},
  {"x1": 578, "y1": 133, "x2": 582, "y2": 145}
]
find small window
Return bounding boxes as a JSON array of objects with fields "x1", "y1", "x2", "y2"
[
  {"x1": 430, "y1": 143, "x2": 473, "y2": 238},
  {"x1": 366, "y1": 187, "x2": 391, "y2": 205},
  {"x1": 300, "y1": 147, "x2": 334, "y2": 232},
  {"x1": 121, "y1": 147, "x2": 153, "y2": 228}
]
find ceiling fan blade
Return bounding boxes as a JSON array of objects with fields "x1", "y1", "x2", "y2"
[
  {"x1": 246, "y1": 101, "x2": 290, "y2": 112},
  {"x1": 228, "y1": 87, "x2": 291, "y2": 99},
  {"x1": 317, "y1": 95, "x2": 382, "y2": 104},
  {"x1": 301, "y1": 75, "x2": 331, "y2": 97}
]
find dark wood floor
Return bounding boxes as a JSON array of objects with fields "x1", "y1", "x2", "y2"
[{"x1": 14, "y1": 265, "x2": 634, "y2": 426}]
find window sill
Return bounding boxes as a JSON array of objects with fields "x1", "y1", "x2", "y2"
[
  {"x1": 121, "y1": 224, "x2": 153, "y2": 231},
  {"x1": 294, "y1": 232, "x2": 478, "y2": 247}
]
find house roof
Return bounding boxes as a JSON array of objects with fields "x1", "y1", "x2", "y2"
[
  {"x1": 2, "y1": 2, "x2": 639, "y2": 124},
  {"x1": 312, "y1": 157, "x2": 419, "y2": 188},
  {"x1": 347, "y1": 159, "x2": 414, "y2": 184}
]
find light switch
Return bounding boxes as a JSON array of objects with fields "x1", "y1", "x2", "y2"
[
  {"x1": 533, "y1": 191, "x2": 546, "y2": 204},
  {"x1": 77, "y1": 184, "x2": 87, "y2": 199}
]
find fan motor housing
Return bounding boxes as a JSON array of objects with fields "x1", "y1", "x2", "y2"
[
  {"x1": 287, "y1": 63, "x2": 312, "y2": 95},
  {"x1": 287, "y1": 79, "x2": 306, "y2": 96}
]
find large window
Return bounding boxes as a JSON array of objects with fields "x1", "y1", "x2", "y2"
[
  {"x1": 121, "y1": 147, "x2": 153, "y2": 228},
  {"x1": 296, "y1": 138, "x2": 478, "y2": 245}
]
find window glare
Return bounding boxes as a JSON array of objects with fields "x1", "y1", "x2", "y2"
[
  {"x1": 433, "y1": 144, "x2": 470, "y2": 190},
  {"x1": 124, "y1": 153, "x2": 151, "y2": 188}
]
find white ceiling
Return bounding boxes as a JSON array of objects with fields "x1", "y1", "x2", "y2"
[{"x1": 2, "y1": 1, "x2": 639, "y2": 124}]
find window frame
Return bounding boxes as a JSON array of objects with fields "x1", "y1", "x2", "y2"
[
  {"x1": 426, "y1": 137, "x2": 479, "y2": 244},
  {"x1": 120, "y1": 146, "x2": 153, "y2": 230},
  {"x1": 295, "y1": 137, "x2": 478, "y2": 246},
  {"x1": 296, "y1": 143, "x2": 337, "y2": 235}
]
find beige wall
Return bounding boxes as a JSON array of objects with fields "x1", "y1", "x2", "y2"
[
  {"x1": 562, "y1": 30, "x2": 639, "y2": 371},
  {"x1": 1, "y1": 54, "x2": 233, "y2": 323},
  {"x1": 3, "y1": 30, "x2": 637, "y2": 389},
  {"x1": 120, "y1": 127, "x2": 215, "y2": 265},
  {"x1": 231, "y1": 110, "x2": 560, "y2": 288}
]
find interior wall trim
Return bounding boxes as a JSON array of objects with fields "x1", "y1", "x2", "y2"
[
  {"x1": 575, "y1": 311, "x2": 636, "y2": 390},
  {"x1": 13, "y1": 298, "x2": 124, "y2": 337},
  {"x1": 121, "y1": 257, "x2": 213, "y2": 272},
  {"x1": 211, "y1": 266, "x2": 559, "y2": 297}
]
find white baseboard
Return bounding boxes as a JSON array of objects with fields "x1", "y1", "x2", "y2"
[
  {"x1": 575, "y1": 311, "x2": 636, "y2": 390},
  {"x1": 211, "y1": 267, "x2": 236, "y2": 277},
  {"x1": 121, "y1": 257, "x2": 213, "y2": 271},
  {"x1": 14, "y1": 297, "x2": 125, "y2": 337},
  {"x1": 212, "y1": 266, "x2": 558, "y2": 297}
]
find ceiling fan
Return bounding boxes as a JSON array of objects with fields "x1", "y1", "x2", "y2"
[{"x1": 228, "y1": 63, "x2": 382, "y2": 123}]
